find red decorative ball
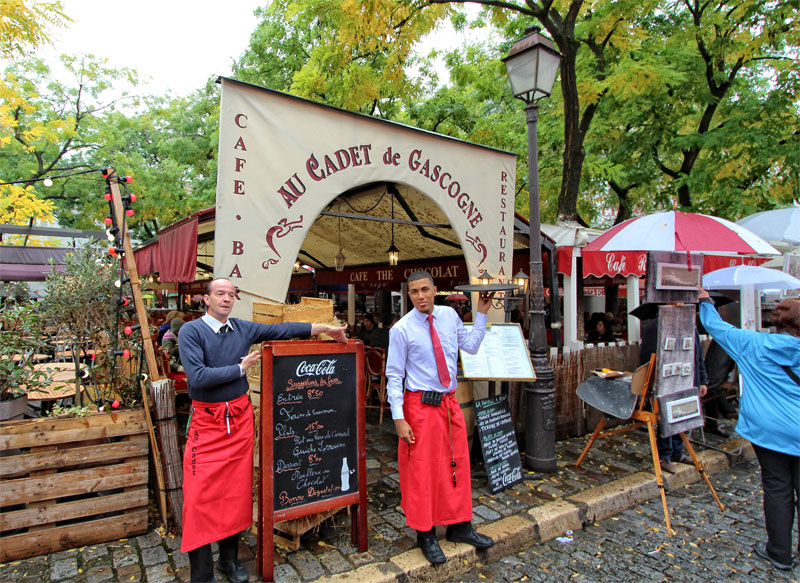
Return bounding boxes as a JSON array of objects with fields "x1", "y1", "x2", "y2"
[
  {"x1": 108, "y1": 247, "x2": 117, "y2": 256},
  {"x1": 124, "y1": 326, "x2": 133, "y2": 335},
  {"x1": 126, "y1": 209, "x2": 134, "y2": 217},
  {"x1": 122, "y1": 349, "x2": 130, "y2": 358},
  {"x1": 123, "y1": 176, "x2": 133, "y2": 183},
  {"x1": 111, "y1": 399, "x2": 121, "y2": 408},
  {"x1": 104, "y1": 193, "x2": 111, "y2": 201},
  {"x1": 130, "y1": 194, "x2": 137, "y2": 202},
  {"x1": 104, "y1": 217, "x2": 113, "y2": 225}
]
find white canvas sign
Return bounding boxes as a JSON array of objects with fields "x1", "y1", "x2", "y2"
[{"x1": 215, "y1": 78, "x2": 517, "y2": 317}]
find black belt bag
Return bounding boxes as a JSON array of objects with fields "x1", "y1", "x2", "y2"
[{"x1": 420, "y1": 390, "x2": 443, "y2": 406}]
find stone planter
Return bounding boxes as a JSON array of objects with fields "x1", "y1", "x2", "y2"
[
  {"x1": 0, "y1": 394, "x2": 27, "y2": 422},
  {"x1": 0, "y1": 409, "x2": 150, "y2": 561}
]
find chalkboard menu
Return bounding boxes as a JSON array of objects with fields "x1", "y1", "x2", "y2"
[
  {"x1": 272, "y1": 350, "x2": 359, "y2": 510},
  {"x1": 259, "y1": 340, "x2": 367, "y2": 581},
  {"x1": 474, "y1": 394, "x2": 523, "y2": 493}
]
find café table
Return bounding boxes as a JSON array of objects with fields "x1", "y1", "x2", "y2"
[{"x1": 24, "y1": 362, "x2": 85, "y2": 402}]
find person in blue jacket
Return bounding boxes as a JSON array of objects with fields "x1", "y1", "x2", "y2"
[{"x1": 698, "y1": 288, "x2": 799, "y2": 572}]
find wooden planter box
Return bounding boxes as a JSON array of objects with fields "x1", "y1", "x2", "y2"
[{"x1": 0, "y1": 409, "x2": 149, "y2": 561}]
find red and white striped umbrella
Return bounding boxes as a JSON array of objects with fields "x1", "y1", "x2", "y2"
[{"x1": 584, "y1": 211, "x2": 779, "y2": 255}]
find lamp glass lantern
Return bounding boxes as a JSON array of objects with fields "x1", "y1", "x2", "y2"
[
  {"x1": 335, "y1": 211, "x2": 346, "y2": 272},
  {"x1": 387, "y1": 190, "x2": 399, "y2": 266},
  {"x1": 477, "y1": 270, "x2": 493, "y2": 286},
  {"x1": 513, "y1": 269, "x2": 529, "y2": 293},
  {"x1": 502, "y1": 27, "x2": 562, "y2": 104}
]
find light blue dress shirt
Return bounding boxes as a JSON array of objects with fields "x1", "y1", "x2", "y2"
[{"x1": 386, "y1": 305, "x2": 488, "y2": 420}]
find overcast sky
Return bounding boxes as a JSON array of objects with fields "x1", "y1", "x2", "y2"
[
  {"x1": 41, "y1": 0, "x2": 266, "y2": 98},
  {"x1": 36, "y1": 1, "x2": 486, "y2": 100}
]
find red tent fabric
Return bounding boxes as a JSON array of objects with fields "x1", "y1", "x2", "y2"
[{"x1": 157, "y1": 217, "x2": 198, "y2": 283}]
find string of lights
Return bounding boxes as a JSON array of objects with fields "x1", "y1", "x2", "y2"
[{"x1": 0, "y1": 167, "x2": 108, "y2": 187}]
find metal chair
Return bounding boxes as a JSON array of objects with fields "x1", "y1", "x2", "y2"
[{"x1": 364, "y1": 346, "x2": 387, "y2": 424}]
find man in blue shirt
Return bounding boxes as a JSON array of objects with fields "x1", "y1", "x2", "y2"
[
  {"x1": 386, "y1": 270, "x2": 495, "y2": 565},
  {"x1": 179, "y1": 278, "x2": 347, "y2": 582}
]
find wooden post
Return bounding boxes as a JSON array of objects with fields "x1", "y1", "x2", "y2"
[{"x1": 106, "y1": 168, "x2": 169, "y2": 528}]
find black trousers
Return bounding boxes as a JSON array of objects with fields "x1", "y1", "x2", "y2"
[
  {"x1": 752, "y1": 443, "x2": 800, "y2": 564},
  {"x1": 188, "y1": 532, "x2": 240, "y2": 582}
]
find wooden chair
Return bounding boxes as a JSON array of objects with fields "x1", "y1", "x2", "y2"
[
  {"x1": 575, "y1": 353, "x2": 724, "y2": 535},
  {"x1": 157, "y1": 347, "x2": 187, "y2": 394},
  {"x1": 364, "y1": 346, "x2": 387, "y2": 424}
]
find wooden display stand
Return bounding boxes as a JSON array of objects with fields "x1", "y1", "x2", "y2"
[
  {"x1": 577, "y1": 252, "x2": 725, "y2": 535},
  {"x1": 253, "y1": 297, "x2": 333, "y2": 325},
  {"x1": 257, "y1": 339, "x2": 367, "y2": 581}
]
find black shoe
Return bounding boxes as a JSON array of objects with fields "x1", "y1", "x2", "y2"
[
  {"x1": 706, "y1": 424, "x2": 732, "y2": 438},
  {"x1": 416, "y1": 529, "x2": 446, "y2": 565},
  {"x1": 753, "y1": 543, "x2": 793, "y2": 571},
  {"x1": 216, "y1": 558, "x2": 248, "y2": 583},
  {"x1": 445, "y1": 522, "x2": 494, "y2": 550},
  {"x1": 673, "y1": 453, "x2": 693, "y2": 464}
]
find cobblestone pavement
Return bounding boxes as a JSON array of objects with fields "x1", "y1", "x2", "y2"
[
  {"x1": 441, "y1": 457, "x2": 799, "y2": 583},
  {"x1": 0, "y1": 412, "x2": 746, "y2": 582}
]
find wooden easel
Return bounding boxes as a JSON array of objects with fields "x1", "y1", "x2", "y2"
[{"x1": 575, "y1": 354, "x2": 725, "y2": 535}]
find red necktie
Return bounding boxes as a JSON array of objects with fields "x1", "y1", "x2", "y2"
[{"x1": 428, "y1": 314, "x2": 451, "y2": 388}]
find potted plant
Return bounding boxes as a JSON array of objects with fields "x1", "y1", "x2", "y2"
[
  {"x1": 39, "y1": 241, "x2": 142, "y2": 410},
  {"x1": 0, "y1": 301, "x2": 48, "y2": 420}
]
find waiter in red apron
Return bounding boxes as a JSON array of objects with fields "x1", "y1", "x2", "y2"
[
  {"x1": 179, "y1": 278, "x2": 347, "y2": 582},
  {"x1": 385, "y1": 270, "x2": 495, "y2": 565}
]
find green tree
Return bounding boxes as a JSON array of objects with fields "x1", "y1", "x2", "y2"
[
  {"x1": 582, "y1": 0, "x2": 800, "y2": 224},
  {"x1": 0, "y1": 0, "x2": 67, "y2": 58}
]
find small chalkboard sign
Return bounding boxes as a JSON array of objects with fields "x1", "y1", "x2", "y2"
[
  {"x1": 474, "y1": 394, "x2": 523, "y2": 493},
  {"x1": 258, "y1": 340, "x2": 367, "y2": 581}
]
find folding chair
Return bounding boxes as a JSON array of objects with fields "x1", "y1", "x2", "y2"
[{"x1": 364, "y1": 346, "x2": 387, "y2": 424}]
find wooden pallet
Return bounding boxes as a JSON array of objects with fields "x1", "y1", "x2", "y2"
[
  {"x1": 273, "y1": 508, "x2": 343, "y2": 551},
  {"x1": 0, "y1": 410, "x2": 150, "y2": 561}
]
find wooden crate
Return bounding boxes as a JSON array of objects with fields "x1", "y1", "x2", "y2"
[
  {"x1": 0, "y1": 410, "x2": 149, "y2": 561},
  {"x1": 253, "y1": 297, "x2": 333, "y2": 325}
]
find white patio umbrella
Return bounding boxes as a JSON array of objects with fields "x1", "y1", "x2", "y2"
[
  {"x1": 736, "y1": 208, "x2": 800, "y2": 247},
  {"x1": 703, "y1": 264, "x2": 800, "y2": 290}
]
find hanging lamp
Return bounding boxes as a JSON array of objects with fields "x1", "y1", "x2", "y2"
[
  {"x1": 387, "y1": 191, "x2": 399, "y2": 266},
  {"x1": 335, "y1": 204, "x2": 346, "y2": 272}
]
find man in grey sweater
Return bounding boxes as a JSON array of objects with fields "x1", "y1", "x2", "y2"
[{"x1": 179, "y1": 278, "x2": 346, "y2": 582}]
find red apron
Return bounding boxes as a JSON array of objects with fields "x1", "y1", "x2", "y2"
[
  {"x1": 180, "y1": 393, "x2": 254, "y2": 552},
  {"x1": 398, "y1": 390, "x2": 473, "y2": 531}
]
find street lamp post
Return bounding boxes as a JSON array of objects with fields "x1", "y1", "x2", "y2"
[{"x1": 503, "y1": 27, "x2": 562, "y2": 473}]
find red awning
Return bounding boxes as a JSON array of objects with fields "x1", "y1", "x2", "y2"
[
  {"x1": 582, "y1": 250, "x2": 647, "y2": 278},
  {"x1": 582, "y1": 250, "x2": 767, "y2": 279},
  {"x1": 703, "y1": 255, "x2": 767, "y2": 272},
  {"x1": 133, "y1": 242, "x2": 159, "y2": 275},
  {"x1": 157, "y1": 217, "x2": 198, "y2": 283}
]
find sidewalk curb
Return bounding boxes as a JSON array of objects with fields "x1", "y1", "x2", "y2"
[{"x1": 315, "y1": 438, "x2": 754, "y2": 583}]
